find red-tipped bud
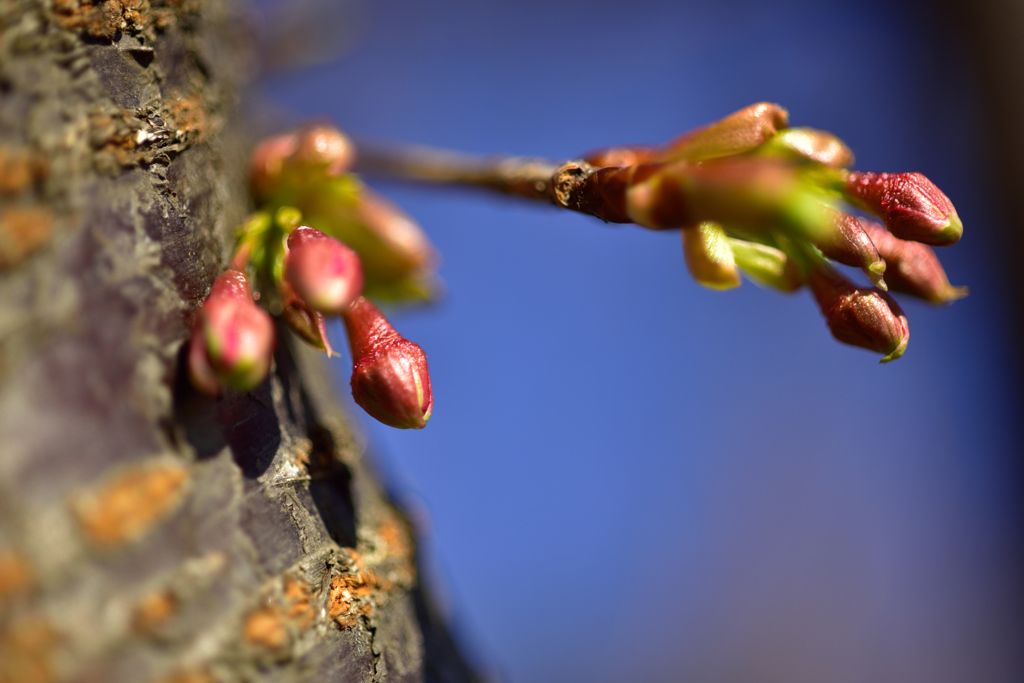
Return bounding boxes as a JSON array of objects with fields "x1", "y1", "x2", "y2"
[
  {"x1": 284, "y1": 226, "x2": 363, "y2": 315},
  {"x1": 248, "y1": 133, "x2": 298, "y2": 201},
  {"x1": 342, "y1": 297, "x2": 432, "y2": 429},
  {"x1": 808, "y1": 266, "x2": 909, "y2": 362},
  {"x1": 815, "y1": 208, "x2": 887, "y2": 289},
  {"x1": 842, "y1": 171, "x2": 962, "y2": 245},
  {"x1": 289, "y1": 125, "x2": 355, "y2": 178},
  {"x1": 190, "y1": 270, "x2": 275, "y2": 392},
  {"x1": 858, "y1": 219, "x2": 968, "y2": 304}
]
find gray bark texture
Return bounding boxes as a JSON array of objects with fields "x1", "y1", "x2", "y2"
[{"x1": 0, "y1": 1, "x2": 480, "y2": 681}]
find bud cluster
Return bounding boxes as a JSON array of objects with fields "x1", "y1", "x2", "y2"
[
  {"x1": 248, "y1": 124, "x2": 439, "y2": 302},
  {"x1": 569, "y1": 102, "x2": 966, "y2": 362},
  {"x1": 185, "y1": 123, "x2": 437, "y2": 429},
  {"x1": 185, "y1": 105, "x2": 966, "y2": 429}
]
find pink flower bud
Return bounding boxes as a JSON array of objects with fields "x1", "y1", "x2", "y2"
[
  {"x1": 815, "y1": 208, "x2": 887, "y2": 289},
  {"x1": 248, "y1": 133, "x2": 298, "y2": 202},
  {"x1": 192, "y1": 270, "x2": 275, "y2": 391},
  {"x1": 342, "y1": 297, "x2": 432, "y2": 429},
  {"x1": 808, "y1": 266, "x2": 909, "y2": 362},
  {"x1": 858, "y1": 219, "x2": 968, "y2": 304},
  {"x1": 289, "y1": 125, "x2": 355, "y2": 177},
  {"x1": 284, "y1": 226, "x2": 363, "y2": 315},
  {"x1": 842, "y1": 171, "x2": 962, "y2": 245}
]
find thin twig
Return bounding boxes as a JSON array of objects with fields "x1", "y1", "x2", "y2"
[{"x1": 353, "y1": 141, "x2": 574, "y2": 205}]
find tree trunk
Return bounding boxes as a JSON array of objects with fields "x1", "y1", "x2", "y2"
[{"x1": 0, "y1": 1, "x2": 479, "y2": 681}]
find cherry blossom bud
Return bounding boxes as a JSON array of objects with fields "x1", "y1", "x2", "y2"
[
  {"x1": 289, "y1": 125, "x2": 355, "y2": 178},
  {"x1": 758, "y1": 127, "x2": 854, "y2": 168},
  {"x1": 248, "y1": 132, "x2": 298, "y2": 201},
  {"x1": 841, "y1": 171, "x2": 962, "y2": 245},
  {"x1": 190, "y1": 270, "x2": 275, "y2": 392},
  {"x1": 284, "y1": 226, "x2": 363, "y2": 315},
  {"x1": 858, "y1": 219, "x2": 968, "y2": 303},
  {"x1": 682, "y1": 222, "x2": 741, "y2": 289},
  {"x1": 342, "y1": 297, "x2": 432, "y2": 429},
  {"x1": 661, "y1": 102, "x2": 789, "y2": 162},
  {"x1": 808, "y1": 266, "x2": 909, "y2": 362},
  {"x1": 814, "y1": 208, "x2": 887, "y2": 289}
]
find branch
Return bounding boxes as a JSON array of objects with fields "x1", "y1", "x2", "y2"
[{"x1": 354, "y1": 142, "x2": 567, "y2": 204}]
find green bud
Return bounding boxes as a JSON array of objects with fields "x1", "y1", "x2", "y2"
[
  {"x1": 757, "y1": 128, "x2": 854, "y2": 168},
  {"x1": 661, "y1": 102, "x2": 789, "y2": 162},
  {"x1": 682, "y1": 222, "x2": 741, "y2": 290},
  {"x1": 728, "y1": 237, "x2": 803, "y2": 291}
]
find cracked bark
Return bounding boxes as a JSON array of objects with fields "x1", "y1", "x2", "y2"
[{"x1": 0, "y1": 1, "x2": 479, "y2": 681}]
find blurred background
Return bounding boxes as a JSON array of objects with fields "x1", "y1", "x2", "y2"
[{"x1": 255, "y1": 0, "x2": 1024, "y2": 680}]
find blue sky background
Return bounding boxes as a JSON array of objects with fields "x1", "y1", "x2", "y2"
[{"x1": 262, "y1": 1, "x2": 1024, "y2": 680}]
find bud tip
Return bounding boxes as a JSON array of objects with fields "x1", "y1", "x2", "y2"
[{"x1": 937, "y1": 211, "x2": 964, "y2": 245}]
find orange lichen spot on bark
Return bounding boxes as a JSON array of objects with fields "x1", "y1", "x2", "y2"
[
  {"x1": 150, "y1": 0, "x2": 202, "y2": 30},
  {"x1": 378, "y1": 512, "x2": 413, "y2": 561},
  {"x1": 163, "y1": 93, "x2": 211, "y2": 146},
  {"x1": 89, "y1": 109, "x2": 147, "y2": 170},
  {"x1": 52, "y1": 0, "x2": 149, "y2": 38},
  {"x1": 283, "y1": 578, "x2": 315, "y2": 630},
  {"x1": 73, "y1": 461, "x2": 189, "y2": 548},
  {"x1": 154, "y1": 669, "x2": 216, "y2": 683},
  {"x1": 328, "y1": 554, "x2": 382, "y2": 629},
  {"x1": 0, "y1": 551, "x2": 34, "y2": 604},
  {"x1": 378, "y1": 513, "x2": 418, "y2": 587},
  {"x1": 0, "y1": 148, "x2": 48, "y2": 196},
  {"x1": 0, "y1": 206, "x2": 55, "y2": 269},
  {"x1": 131, "y1": 589, "x2": 177, "y2": 635},
  {"x1": 327, "y1": 574, "x2": 352, "y2": 623},
  {"x1": 0, "y1": 614, "x2": 58, "y2": 683},
  {"x1": 243, "y1": 606, "x2": 288, "y2": 650}
]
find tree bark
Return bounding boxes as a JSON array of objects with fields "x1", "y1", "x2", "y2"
[{"x1": 0, "y1": 1, "x2": 479, "y2": 681}]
